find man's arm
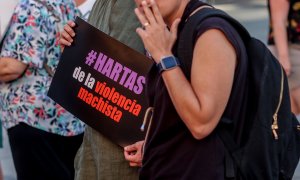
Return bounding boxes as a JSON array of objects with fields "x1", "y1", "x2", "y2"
[{"x1": 0, "y1": 57, "x2": 27, "y2": 82}]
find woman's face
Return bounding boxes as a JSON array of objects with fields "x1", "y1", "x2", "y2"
[{"x1": 134, "y1": 0, "x2": 184, "y2": 23}]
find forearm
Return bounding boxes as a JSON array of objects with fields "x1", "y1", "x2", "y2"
[
  {"x1": 161, "y1": 68, "x2": 218, "y2": 140},
  {"x1": 133, "y1": 0, "x2": 233, "y2": 139},
  {"x1": 0, "y1": 74, "x2": 21, "y2": 82},
  {"x1": 0, "y1": 57, "x2": 27, "y2": 82}
]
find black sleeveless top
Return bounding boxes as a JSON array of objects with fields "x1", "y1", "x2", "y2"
[{"x1": 140, "y1": 1, "x2": 248, "y2": 179}]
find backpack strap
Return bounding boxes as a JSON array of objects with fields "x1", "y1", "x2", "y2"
[{"x1": 217, "y1": 121, "x2": 242, "y2": 179}]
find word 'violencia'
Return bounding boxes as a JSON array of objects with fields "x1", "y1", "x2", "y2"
[{"x1": 77, "y1": 81, "x2": 142, "y2": 122}]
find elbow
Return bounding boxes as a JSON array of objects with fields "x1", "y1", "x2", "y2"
[
  {"x1": 182, "y1": 109, "x2": 221, "y2": 140},
  {"x1": 190, "y1": 126, "x2": 213, "y2": 140}
]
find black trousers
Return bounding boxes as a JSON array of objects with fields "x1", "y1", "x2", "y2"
[{"x1": 7, "y1": 123, "x2": 83, "y2": 180}]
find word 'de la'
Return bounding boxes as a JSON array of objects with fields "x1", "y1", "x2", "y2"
[{"x1": 73, "y1": 66, "x2": 95, "y2": 89}]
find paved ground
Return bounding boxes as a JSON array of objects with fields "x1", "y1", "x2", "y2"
[{"x1": 0, "y1": 0, "x2": 299, "y2": 180}]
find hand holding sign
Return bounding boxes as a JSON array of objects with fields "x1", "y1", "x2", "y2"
[{"x1": 49, "y1": 17, "x2": 153, "y2": 147}]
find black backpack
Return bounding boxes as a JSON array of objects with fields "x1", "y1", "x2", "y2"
[{"x1": 177, "y1": 7, "x2": 300, "y2": 180}]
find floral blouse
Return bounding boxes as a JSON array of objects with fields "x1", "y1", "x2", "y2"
[
  {"x1": 0, "y1": 0, "x2": 85, "y2": 136},
  {"x1": 268, "y1": 0, "x2": 300, "y2": 44}
]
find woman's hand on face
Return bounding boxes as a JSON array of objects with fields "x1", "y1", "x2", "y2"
[
  {"x1": 59, "y1": 21, "x2": 76, "y2": 52},
  {"x1": 135, "y1": 0, "x2": 180, "y2": 63}
]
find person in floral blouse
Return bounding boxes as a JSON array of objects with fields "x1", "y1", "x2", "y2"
[{"x1": 0, "y1": 0, "x2": 85, "y2": 179}]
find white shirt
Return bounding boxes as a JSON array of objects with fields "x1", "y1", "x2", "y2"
[{"x1": 77, "y1": 0, "x2": 96, "y2": 21}]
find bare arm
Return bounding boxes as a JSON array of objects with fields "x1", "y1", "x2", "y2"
[
  {"x1": 269, "y1": 0, "x2": 290, "y2": 75},
  {"x1": 0, "y1": 57, "x2": 27, "y2": 82},
  {"x1": 135, "y1": 0, "x2": 236, "y2": 140},
  {"x1": 161, "y1": 29, "x2": 236, "y2": 139}
]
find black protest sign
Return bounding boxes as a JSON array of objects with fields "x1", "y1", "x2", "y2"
[{"x1": 48, "y1": 17, "x2": 153, "y2": 147}]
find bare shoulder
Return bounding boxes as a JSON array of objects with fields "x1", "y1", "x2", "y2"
[{"x1": 193, "y1": 28, "x2": 237, "y2": 65}]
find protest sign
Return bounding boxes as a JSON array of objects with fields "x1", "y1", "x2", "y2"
[{"x1": 48, "y1": 17, "x2": 153, "y2": 147}]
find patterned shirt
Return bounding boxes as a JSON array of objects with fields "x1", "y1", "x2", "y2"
[{"x1": 0, "y1": 0, "x2": 85, "y2": 136}]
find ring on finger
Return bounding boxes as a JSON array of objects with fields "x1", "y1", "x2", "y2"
[{"x1": 143, "y1": 22, "x2": 150, "y2": 27}]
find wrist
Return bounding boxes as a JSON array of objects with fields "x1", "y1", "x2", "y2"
[
  {"x1": 278, "y1": 54, "x2": 290, "y2": 62},
  {"x1": 156, "y1": 55, "x2": 180, "y2": 74},
  {"x1": 154, "y1": 52, "x2": 173, "y2": 63}
]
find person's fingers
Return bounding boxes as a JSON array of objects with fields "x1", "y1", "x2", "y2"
[
  {"x1": 149, "y1": 0, "x2": 164, "y2": 24},
  {"x1": 126, "y1": 152, "x2": 142, "y2": 166},
  {"x1": 67, "y1": 20, "x2": 76, "y2": 27},
  {"x1": 135, "y1": 8, "x2": 150, "y2": 28},
  {"x1": 142, "y1": 0, "x2": 156, "y2": 25},
  {"x1": 64, "y1": 24, "x2": 76, "y2": 37},
  {"x1": 129, "y1": 162, "x2": 142, "y2": 167},
  {"x1": 61, "y1": 30, "x2": 73, "y2": 43},
  {"x1": 124, "y1": 143, "x2": 138, "y2": 152},
  {"x1": 129, "y1": 162, "x2": 138, "y2": 166},
  {"x1": 124, "y1": 151, "x2": 132, "y2": 161},
  {"x1": 136, "y1": 28, "x2": 148, "y2": 43},
  {"x1": 124, "y1": 152, "x2": 139, "y2": 162},
  {"x1": 59, "y1": 37, "x2": 71, "y2": 46},
  {"x1": 124, "y1": 150, "x2": 137, "y2": 162}
]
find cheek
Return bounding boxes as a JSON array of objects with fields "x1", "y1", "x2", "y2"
[
  {"x1": 154, "y1": 2, "x2": 167, "y2": 15},
  {"x1": 156, "y1": 7, "x2": 167, "y2": 18}
]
